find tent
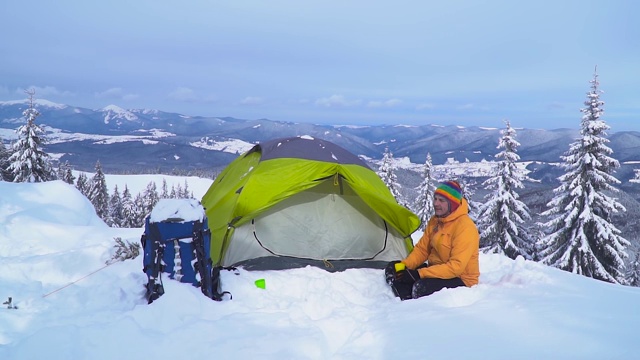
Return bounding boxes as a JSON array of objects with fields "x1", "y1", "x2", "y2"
[{"x1": 201, "y1": 136, "x2": 420, "y2": 270}]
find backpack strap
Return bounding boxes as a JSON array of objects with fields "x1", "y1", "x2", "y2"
[
  {"x1": 144, "y1": 221, "x2": 166, "y2": 304},
  {"x1": 172, "y1": 239, "x2": 183, "y2": 282},
  {"x1": 192, "y1": 220, "x2": 233, "y2": 301},
  {"x1": 192, "y1": 220, "x2": 213, "y2": 299},
  {"x1": 211, "y1": 266, "x2": 233, "y2": 301}
]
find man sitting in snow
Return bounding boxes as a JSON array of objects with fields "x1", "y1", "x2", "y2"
[{"x1": 385, "y1": 180, "x2": 480, "y2": 300}]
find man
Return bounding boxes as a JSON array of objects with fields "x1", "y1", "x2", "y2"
[{"x1": 385, "y1": 180, "x2": 480, "y2": 300}]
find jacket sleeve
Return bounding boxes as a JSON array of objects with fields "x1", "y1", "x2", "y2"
[
  {"x1": 402, "y1": 226, "x2": 430, "y2": 270},
  {"x1": 419, "y1": 217, "x2": 478, "y2": 279}
]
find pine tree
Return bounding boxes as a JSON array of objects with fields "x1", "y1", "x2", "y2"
[
  {"x1": 626, "y1": 252, "x2": 640, "y2": 287},
  {"x1": 477, "y1": 120, "x2": 533, "y2": 260},
  {"x1": 56, "y1": 163, "x2": 66, "y2": 181},
  {"x1": 121, "y1": 185, "x2": 137, "y2": 228},
  {"x1": 89, "y1": 160, "x2": 110, "y2": 220},
  {"x1": 107, "y1": 185, "x2": 125, "y2": 228},
  {"x1": 142, "y1": 181, "x2": 160, "y2": 217},
  {"x1": 181, "y1": 179, "x2": 191, "y2": 199},
  {"x1": 76, "y1": 172, "x2": 90, "y2": 198},
  {"x1": 377, "y1": 146, "x2": 405, "y2": 206},
  {"x1": 413, "y1": 153, "x2": 436, "y2": 230},
  {"x1": 161, "y1": 178, "x2": 169, "y2": 198},
  {"x1": 458, "y1": 177, "x2": 481, "y2": 221},
  {"x1": 132, "y1": 192, "x2": 147, "y2": 227},
  {"x1": 537, "y1": 68, "x2": 629, "y2": 283},
  {"x1": 63, "y1": 163, "x2": 75, "y2": 185},
  {"x1": 57, "y1": 160, "x2": 76, "y2": 185},
  {"x1": 8, "y1": 90, "x2": 56, "y2": 183},
  {"x1": 0, "y1": 139, "x2": 11, "y2": 181}
]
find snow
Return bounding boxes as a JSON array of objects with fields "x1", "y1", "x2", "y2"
[
  {"x1": 46, "y1": 128, "x2": 175, "y2": 145},
  {"x1": 99, "y1": 105, "x2": 139, "y2": 123},
  {"x1": 189, "y1": 138, "x2": 255, "y2": 155},
  {"x1": 149, "y1": 198, "x2": 204, "y2": 223},
  {"x1": 1, "y1": 177, "x2": 640, "y2": 359},
  {"x1": 0, "y1": 99, "x2": 67, "y2": 109}
]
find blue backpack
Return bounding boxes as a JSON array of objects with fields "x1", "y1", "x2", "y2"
[{"x1": 140, "y1": 199, "x2": 229, "y2": 303}]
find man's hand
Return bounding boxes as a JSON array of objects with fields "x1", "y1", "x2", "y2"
[
  {"x1": 395, "y1": 268, "x2": 420, "y2": 283},
  {"x1": 384, "y1": 260, "x2": 401, "y2": 285}
]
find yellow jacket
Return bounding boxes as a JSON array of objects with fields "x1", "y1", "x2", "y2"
[{"x1": 402, "y1": 198, "x2": 480, "y2": 286}]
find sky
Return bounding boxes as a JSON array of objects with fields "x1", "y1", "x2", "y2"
[
  {"x1": 1, "y1": 177, "x2": 640, "y2": 359},
  {"x1": 1, "y1": 1, "x2": 639, "y2": 131}
]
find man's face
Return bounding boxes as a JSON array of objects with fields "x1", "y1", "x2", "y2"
[{"x1": 433, "y1": 195, "x2": 450, "y2": 217}]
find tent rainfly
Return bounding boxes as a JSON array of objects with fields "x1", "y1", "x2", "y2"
[{"x1": 201, "y1": 136, "x2": 420, "y2": 270}]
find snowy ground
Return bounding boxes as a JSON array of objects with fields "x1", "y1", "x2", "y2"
[{"x1": 1, "y1": 178, "x2": 640, "y2": 360}]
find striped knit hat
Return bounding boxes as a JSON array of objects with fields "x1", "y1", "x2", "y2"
[{"x1": 434, "y1": 180, "x2": 463, "y2": 213}]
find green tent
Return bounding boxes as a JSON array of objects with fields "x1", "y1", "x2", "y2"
[{"x1": 201, "y1": 136, "x2": 420, "y2": 270}]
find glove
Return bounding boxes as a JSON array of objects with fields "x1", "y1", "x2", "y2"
[
  {"x1": 384, "y1": 260, "x2": 401, "y2": 285},
  {"x1": 385, "y1": 260, "x2": 401, "y2": 274},
  {"x1": 395, "y1": 268, "x2": 420, "y2": 283}
]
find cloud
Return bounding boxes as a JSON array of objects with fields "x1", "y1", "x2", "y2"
[
  {"x1": 16, "y1": 86, "x2": 74, "y2": 97},
  {"x1": 167, "y1": 87, "x2": 198, "y2": 102},
  {"x1": 122, "y1": 93, "x2": 140, "y2": 101},
  {"x1": 457, "y1": 103, "x2": 475, "y2": 110},
  {"x1": 239, "y1": 96, "x2": 265, "y2": 106},
  {"x1": 0, "y1": 85, "x2": 8, "y2": 95},
  {"x1": 456, "y1": 103, "x2": 492, "y2": 112},
  {"x1": 315, "y1": 95, "x2": 361, "y2": 108},
  {"x1": 367, "y1": 98, "x2": 402, "y2": 108},
  {"x1": 167, "y1": 87, "x2": 217, "y2": 104},
  {"x1": 95, "y1": 87, "x2": 139, "y2": 101},
  {"x1": 416, "y1": 103, "x2": 436, "y2": 110}
]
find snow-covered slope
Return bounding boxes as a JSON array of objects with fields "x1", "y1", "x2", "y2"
[{"x1": 1, "y1": 179, "x2": 639, "y2": 359}]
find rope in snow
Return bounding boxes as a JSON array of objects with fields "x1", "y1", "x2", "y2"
[{"x1": 42, "y1": 260, "x2": 116, "y2": 298}]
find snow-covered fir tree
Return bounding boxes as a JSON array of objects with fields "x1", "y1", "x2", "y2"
[
  {"x1": 75, "y1": 172, "x2": 90, "y2": 198},
  {"x1": 412, "y1": 153, "x2": 436, "y2": 230},
  {"x1": 107, "y1": 185, "x2": 125, "y2": 228},
  {"x1": 132, "y1": 193, "x2": 147, "y2": 227},
  {"x1": 0, "y1": 139, "x2": 11, "y2": 181},
  {"x1": 8, "y1": 90, "x2": 56, "y2": 183},
  {"x1": 161, "y1": 178, "x2": 169, "y2": 198},
  {"x1": 477, "y1": 120, "x2": 533, "y2": 260},
  {"x1": 56, "y1": 163, "x2": 66, "y2": 181},
  {"x1": 88, "y1": 161, "x2": 110, "y2": 220},
  {"x1": 537, "y1": 68, "x2": 629, "y2": 284},
  {"x1": 458, "y1": 177, "x2": 481, "y2": 221},
  {"x1": 57, "y1": 161, "x2": 76, "y2": 185},
  {"x1": 121, "y1": 185, "x2": 137, "y2": 228},
  {"x1": 627, "y1": 252, "x2": 640, "y2": 287},
  {"x1": 142, "y1": 181, "x2": 160, "y2": 217},
  {"x1": 377, "y1": 146, "x2": 405, "y2": 206},
  {"x1": 181, "y1": 179, "x2": 193, "y2": 199}
]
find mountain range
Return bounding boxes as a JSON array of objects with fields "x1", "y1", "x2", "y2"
[
  {"x1": 3, "y1": 98, "x2": 640, "y2": 248},
  {"x1": 1, "y1": 99, "x2": 640, "y2": 187}
]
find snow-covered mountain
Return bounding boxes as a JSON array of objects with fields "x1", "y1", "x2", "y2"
[
  {"x1": 1, "y1": 99, "x2": 639, "y2": 183},
  {"x1": 99, "y1": 104, "x2": 139, "y2": 124}
]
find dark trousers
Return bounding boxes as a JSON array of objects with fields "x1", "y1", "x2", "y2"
[{"x1": 387, "y1": 264, "x2": 466, "y2": 300}]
